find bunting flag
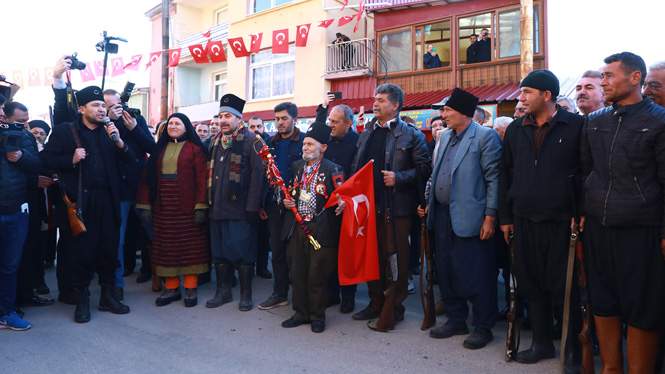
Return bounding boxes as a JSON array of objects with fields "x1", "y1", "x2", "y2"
[
  {"x1": 249, "y1": 33, "x2": 263, "y2": 54},
  {"x1": 111, "y1": 57, "x2": 125, "y2": 77},
  {"x1": 12, "y1": 71, "x2": 24, "y2": 88},
  {"x1": 93, "y1": 60, "x2": 111, "y2": 77},
  {"x1": 338, "y1": 14, "x2": 356, "y2": 27},
  {"x1": 79, "y1": 63, "x2": 95, "y2": 83},
  {"x1": 228, "y1": 37, "x2": 250, "y2": 58},
  {"x1": 145, "y1": 51, "x2": 161, "y2": 71},
  {"x1": 206, "y1": 40, "x2": 227, "y2": 62},
  {"x1": 124, "y1": 54, "x2": 143, "y2": 70},
  {"x1": 167, "y1": 48, "x2": 182, "y2": 68},
  {"x1": 296, "y1": 24, "x2": 311, "y2": 47},
  {"x1": 28, "y1": 68, "x2": 41, "y2": 87},
  {"x1": 202, "y1": 30, "x2": 211, "y2": 38},
  {"x1": 272, "y1": 29, "x2": 289, "y2": 54},
  {"x1": 188, "y1": 44, "x2": 209, "y2": 63},
  {"x1": 43, "y1": 67, "x2": 54, "y2": 87},
  {"x1": 318, "y1": 19, "x2": 334, "y2": 28},
  {"x1": 354, "y1": 0, "x2": 365, "y2": 33},
  {"x1": 340, "y1": 0, "x2": 349, "y2": 11}
]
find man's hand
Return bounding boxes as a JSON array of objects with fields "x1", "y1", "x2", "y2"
[
  {"x1": 6, "y1": 150, "x2": 23, "y2": 162},
  {"x1": 259, "y1": 208, "x2": 268, "y2": 220},
  {"x1": 37, "y1": 176, "x2": 56, "y2": 188},
  {"x1": 335, "y1": 194, "x2": 345, "y2": 216},
  {"x1": 108, "y1": 104, "x2": 123, "y2": 121},
  {"x1": 323, "y1": 93, "x2": 335, "y2": 108},
  {"x1": 121, "y1": 111, "x2": 137, "y2": 131},
  {"x1": 73, "y1": 148, "x2": 86, "y2": 164},
  {"x1": 417, "y1": 204, "x2": 428, "y2": 218},
  {"x1": 284, "y1": 197, "x2": 296, "y2": 209},
  {"x1": 104, "y1": 122, "x2": 125, "y2": 148},
  {"x1": 382, "y1": 170, "x2": 395, "y2": 187},
  {"x1": 570, "y1": 216, "x2": 586, "y2": 232},
  {"x1": 479, "y1": 215, "x2": 495, "y2": 240},
  {"x1": 54, "y1": 56, "x2": 72, "y2": 79},
  {"x1": 500, "y1": 224, "x2": 513, "y2": 244}
]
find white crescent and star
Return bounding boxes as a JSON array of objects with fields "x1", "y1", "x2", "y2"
[
  {"x1": 211, "y1": 44, "x2": 221, "y2": 55},
  {"x1": 276, "y1": 32, "x2": 285, "y2": 45},
  {"x1": 233, "y1": 41, "x2": 242, "y2": 50},
  {"x1": 299, "y1": 25, "x2": 309, "y2": 37},
  {"x1": 351, "y1": 194, "x2": 369, "y2": 237},
  {"x1": 193, "y1": 47, "x2": 202, "y2": 57}
]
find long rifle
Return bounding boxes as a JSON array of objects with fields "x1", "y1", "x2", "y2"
[
  {"x1": 416, "y1": 165, "x2": 435, "y2": 330},
  {"x1": 505, "y1": 232, "x2": 520, "y2": 361},
  {"x1": 575, "y1": 230, "x2": 595, "y2": 374}
]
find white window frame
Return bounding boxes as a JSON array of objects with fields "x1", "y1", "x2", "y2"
[
  {"x1": 212, "y1": 70, "x2": 228, "y2": 102},
  {"x1": 250, "y1": 0, "x2": 293, "y2": 15},
  {"x1": 248, "y1": 46, "x2": 295, "y2": 101},
  {"x1": 215, "y1": 7, "x2": 228, "y2": 25}
]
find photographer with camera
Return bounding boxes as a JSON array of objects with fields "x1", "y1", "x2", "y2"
[
  {"x1": 0, "y1": 93, "x2": 42, "y2": 331},
  {"x1": 103, "y1": 87, "x2": 155, "y2": 300},
  {"x1": 476, "y1": 28, "x2": 492, "y2": 63},
  {"x1": 332, "y1": 32, "x2": 353, "y2": 70},
  {"x1": 51, "y1": 55, "x2": 85, "y2": 126}
]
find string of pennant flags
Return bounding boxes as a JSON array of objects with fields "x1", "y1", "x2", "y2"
[{"x1": 2, "y1": 1, "x2": 365, "y2": 89}]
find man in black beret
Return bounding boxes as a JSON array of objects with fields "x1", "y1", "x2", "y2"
[
  {"x1": 498, "y1": 69, "x2": 584, "y2": 371},
  {"x1": 41, "y1": 85, "x2": 135, "y2": 323},
  {"x1": 280, "y1": 121, "x2": 345, "y2": 333}
]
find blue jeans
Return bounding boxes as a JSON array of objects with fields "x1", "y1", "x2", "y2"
[
  {"x1": 0, "y1": 210, "x2": 29, "y2": 314},
  {"x1": 115, "y1": 201, "x2": 132, "y2": 288}
]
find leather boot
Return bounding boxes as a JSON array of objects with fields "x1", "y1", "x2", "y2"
[
  {"x1": 206, "y1": 263, "x2": 233, "y2": 308},
  {"x1": 516, "y1": 301, "x2": 556, "y2": 364},
  {"x1": 626, "y1": 325, "x2": 660, "y2": 374},
  {"x1": 238, "y1": 265, "x2": 253, "y2": 311},
  {"x1": 562, "y1": 307, "x2": 584, "y2": 374},
  {"x1": 99, "y1": 285, "x2": 130, "y2": 314},
  {"x1": 594, "y1": 315, "x2": 624, "y2": 374},
  {"x1": 184, "y1": 288, "x2": 198, "y2": 307},
  {"x1": 74, "y1": 288, "x2": 90, "y2": 323}
]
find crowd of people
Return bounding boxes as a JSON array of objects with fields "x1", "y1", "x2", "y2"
[{"x1": 2, "y1": 51, "x2": 665, "y2": 373}]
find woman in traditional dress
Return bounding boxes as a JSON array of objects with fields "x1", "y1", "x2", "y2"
[{"x1": 136, "y1": 113, "x2": 209, "y2": 307}]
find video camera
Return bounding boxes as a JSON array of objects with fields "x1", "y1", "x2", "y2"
[
  {"x1": 65, "y1": 52, "x2": 87, "y2": 70},
  {"x1": 0, "y1": 75, "x2": 20, "y2": 101},
  {"x1": 0, "y1": 121, "x2": 24, "y2": 152},
  {"x1": 119, "y1": 82, "x2": 141, "y2": 117}
]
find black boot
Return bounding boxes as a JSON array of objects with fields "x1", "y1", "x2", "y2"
[
  {"x1": 515, "y1": 301, "x2": 555, "y2": 364},
  {"x1": 238, "y1": 265, "x2": 253, "y2": 311},
  {"x1": 206, "y1": 263, "x2": 233, "y2": 308},
  {"x1": 99, "y1": 285, "x2": 130, "y2": 314},
  {"x1": 74, "y1": 288, "x2": 90, "y2": 323},
  {"x1": 562, "y1": 307, "x2": 584, "y2": 374}
]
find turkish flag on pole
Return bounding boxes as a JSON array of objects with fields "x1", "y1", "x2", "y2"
[
  {"x1": 318, "y1": 19, "x2": 334, "y2": 28},
  {"x1": 43, "y1": 67, "x2": 54, "y2": 87},
  {"x1": 227, "y1": 37, "x2": 250, "y2": 58},
  {"x1": 79, "y1": 63, "x2": 95, "y2": 83},
  {"x1": 110, "y1": 57, "x2": 125, "y2": 77},
  {"x1": 354, "y1": 0, "x2": 365, "y2": 33},
  {"x1": 249, "y1": 33, "x2": 263, "y2": 54},
  {"x1": 28, "y1": 68, "x2": 41, "y2": 87},
  {"x1": 145, "y1": 52, "x2": 161, "y2": 71},
  {"x1": 206, "y1": 40, "x2": 227, "y2": 62},
  {"x1": 338, "y1": 14, "x2": 356, "y2": 27},
  {"x1": 188, "y1": 44, "x2": 209, "y2": 63},
  {"x1": 295, "y1": 24, "x2": 311, "y2": 47},
  {"x1": 167, "y1": 48, "x2": 182, "y2": 67},
  {"x1": 323, "y1": 161, "x2": 379, "y2": 285},
  {"x1": 272, "y1": 29, "x2": 289, "y2": 54},
  {"x1": 12, "y1": 71, "x2": 24, "y2": 88},
  {"x1": 124, "y1": 54, "x2": 143, "y2": 71}
]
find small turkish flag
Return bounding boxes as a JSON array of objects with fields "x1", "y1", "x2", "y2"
[
  {"x1": 323, "y1": 161, "x2": 379, "y2": 285},
  {"x1": 124, "y1": 54, "x2": 143, "y2": 71},
  {"x1": 354, "y1": 0, "x2": 365, "y2": 33},
  {"x1": 202, "y1": 30, "x2": 211, "y2": 38},
  {"x1": 93, "y1": 61, "x2": 111, "y2": 77},
  {"x1": 228, "y1": 37, "x2": 250, "y2": 58},
  {"x1": 145, "y1": 51, "x2": 161, "y2": 71},
  {"x1": 272, "y1": 29, "x2": 289, "y2": 54},
  {"x1": 167, "y1": 48, "x2": 182, "y2": 68},
  {"x1": 318, "y1": 19, "x2": 334, "y2": 28},
  {"x1": 43, "y1": 67, "x2": 54, "y2": 86},
  {"x1": 111, "y1": 57, "x2": 125, "y2": 77},
  {"x1": 295, "y1": 24, "x2": 311, "y2": 47},
  {"x1": 340, "y1": 0, "x2": 349, "y2": 11},
  {"x1": 79, "y1": 63, "x2": 95, "y2": 83},
  {"x1": 249, "y1": 33, "x2": 263, "y2": 54},
  {"x1": 28, "y1": 68, "x2": 41, "y2": 87},
  {"x1": 206, "y1": 40, "x2": 227, "y2": 63},
  {"x1": 188, "y1": 44, "x2": 209, "y2": 64},
  {"x1": 338, "y1": 14, "x2": 356, "y2": 27},
  {"x1": 12, "y1": 71, "x2": 24, "y2": 88}
]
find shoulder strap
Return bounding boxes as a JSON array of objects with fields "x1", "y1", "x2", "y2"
[{"x1": 69, "y1": 123, "x2": 84, "y2": 218}]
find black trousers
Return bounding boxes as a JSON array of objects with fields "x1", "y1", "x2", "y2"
[
  {"x1": 266, "y1": 202, "x2": 289, "y2": 297},
  {"x1": 16, "y1": 218, "x2": 45, "y2": 301},
  {"x1": 256, "y1": 219, "x2": 270, "y2": 271}
]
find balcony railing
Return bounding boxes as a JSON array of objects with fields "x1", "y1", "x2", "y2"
[{"x1": 325, "y1": 38, "x2": 374, "y2": 74}]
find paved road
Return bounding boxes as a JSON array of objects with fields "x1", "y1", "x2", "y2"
[{"x1": 2, "y1": 264, "x2": 592, "y2": 374}]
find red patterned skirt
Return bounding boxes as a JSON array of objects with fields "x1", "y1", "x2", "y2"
[{"x1": 152, "y1": 176, "x2": 209, "y2": 269}]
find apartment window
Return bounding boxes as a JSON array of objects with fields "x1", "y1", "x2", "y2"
[
  {"x1": 252, "y1": 0, "x2": 292, "y2": 14},
  {"x1": 378, "y1": 29, "x2": 411, "y2": 74},
  {"x1": 215, "y1": 8, "x2": 228, "y2": 25},
  {"x1": 458, "y1": 12, "x2": 492, "y2": 65},
  {"x1": 250, "y1": 46, "x2": 295, "y2": 100},
  {"x1": 213, "y1": 71, "x2": 227, "y2": 101},
  {"x1": 415, "y1": 20, "x2": 451, "y2": 69},
  {"x1": 497, "y1": 5, "x2": 540, "y2": 58}
]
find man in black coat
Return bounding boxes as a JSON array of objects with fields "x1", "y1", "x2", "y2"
[{"x1": 41, "y1": 86, "x2": 135, "y2": 323}]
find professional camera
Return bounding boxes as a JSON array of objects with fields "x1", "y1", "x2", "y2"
[
  {"x1": 65, "y1": 53, "x2": 87, "y2": 70},
  {"x1": 0, "y1": 75, "x2": 20, "y2": 101},
  {"x1": 0, "y1": 121, "x2": 24, "y2": 152},
  {"x1": 119, "y1": 81, "x2": 141, "y2": 117}
]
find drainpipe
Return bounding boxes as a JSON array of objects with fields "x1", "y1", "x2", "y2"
[{"x1": 520, "y1": 0, "x2": 533, "y2": 80}]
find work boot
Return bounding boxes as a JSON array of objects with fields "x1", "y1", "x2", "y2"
[
  {"x1": 627, "y1": 325, "x2": 660, "y2": 374},
  {"x1": 184, "y1": 288, "x2": 197, "y2": 307},
  {"x1": 515, "y1": 301, "x2": 555, "y2": 364},
  {"x1": 74, "y1": 288, "x2": 90, "y2": 323},
  {"x1": 594, "y1": 315, "x2": 623, "y2": 374},
  {"x1": 156, "y1": 288, "x2": 181, "y2": 306},
  {"x1": 99, "y1": 285, "x2": 130, "y2": 314},
  {"x1": 206, "y1": 263, "x2": 233, "y2": 308},
  {"x1": 238, "y1": 266, "x2": 254, "y2": 311}
]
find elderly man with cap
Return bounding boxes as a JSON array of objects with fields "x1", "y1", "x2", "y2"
[
  {"x1": 280, "y1": 121, "x2": 345, "y2": 333},
  {"x1": 206, "y1": 94, "x2": 264, "y2": 311},
  {"x1": 419, "y1": 87, "x2": 502, "y2": 349},
  {"x1": 498, "y1": 69, "x2": 585, "y2": 371},
  {"x1": 41, "y1": 85, "x2": 134, "y2": 323}
]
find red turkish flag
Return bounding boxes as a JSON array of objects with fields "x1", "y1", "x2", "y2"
[
  {"x1": 341, "y1": 0, "x2": 349, "y2": 11},
  {"x1": 228, "y1": 37, "x2": 250, "y2": 58},
  {"x1": 323, "y1": 161, "x2": 379, "y2": 285},
  {"x1": 206, "y1": 40, "x2": 227, "y2": 63},
  {"x1": 338, "y1": 14, "x2": 356, "y2": 27},
  {"x1": 79, "y1": 63, "x2": 95, "y2": 83},
  {"x1": 12, "y1": 71, "x2": 24, "y2": 88},
  {"x1": 28, "y1": 68, "x2": 41, "y2": 87},
  {"x1": 110, "y1": 57, "x2": 125, "y2": 77},
  {"x1": 93, "y1": 61, "x2": 110, "y2": 77},
  {"x1": 318, "y1": 19, "x2": 334, "y2": 28},
  {"x1": 188, "y1": 44, "x2": 209, "y2": 63},
  {"x1": 249, "y1": 33, "x2": 263, "y2": 54},
  {"x1": 145, "y1": 51, "x2": 161, "y2": 71},
  {"x1": 272, "y1": 29, "x2": 289, "y2": 54},
  {"x1": 295, "y1": 24, "x2": 311, "y2": 47},
  {"x1": 354, "y1": 0, "x2": 365, "y2": 33},
  {"x1": 43, "y1": 67, "x2": 54, "y2": 86},
  {"x1": 124, "y1": 54, "x2": 142, "y2": 71},
  {"x1": 167, "y1": 48, "x2": 182, "y2": 68},
  {"x1": 202, "y1": 30, "x2": 211, "y2": 38}
]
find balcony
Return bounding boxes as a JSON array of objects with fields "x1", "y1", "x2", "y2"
[
  {"x1": 366, "y1": 0, "x2": 473, "y2": 11},
  {"x1": 325, "y1": 38, "x2": 374, "y2": 79},
  {"x1": 177, "y1": 23, "x2": 229, "y2": 64}
]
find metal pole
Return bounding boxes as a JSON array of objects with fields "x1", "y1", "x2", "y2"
[
  {"x1": 160, "y1": 0, "x2": 170, "y2": 121},
  {"x1": 520, "y1": 0, "x2": 533, "y2": 80}
]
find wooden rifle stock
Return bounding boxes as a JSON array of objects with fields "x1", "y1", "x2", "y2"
[
  {"x1": 416, "y1": 165, "x2": 435, "y2": 330},
  {"x1": 505, "y1": 233, "x2": 520, "y2": 361},
  {"x1": 370, "y1": 210, "x2": 396, "y2": 332},
  {"x1": 575, "y1": 236, "x2": 595, "y2": 374},
  {"x1": 61, "y1": 192, "x2": 86, "y2": 236}
]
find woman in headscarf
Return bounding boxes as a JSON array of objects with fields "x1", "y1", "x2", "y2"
[{"x1": 136, "y1": 113, "x2": 209, "y2": 307}]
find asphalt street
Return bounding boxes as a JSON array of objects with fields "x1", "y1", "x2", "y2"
[{"x1": 2, "y1": 262, "x2": 598, "y2": 374}]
